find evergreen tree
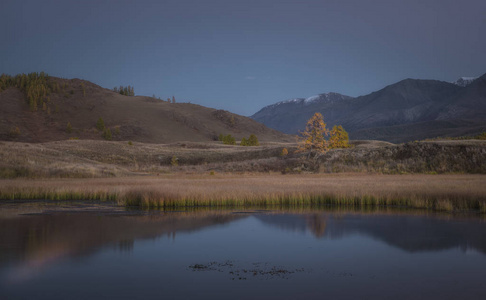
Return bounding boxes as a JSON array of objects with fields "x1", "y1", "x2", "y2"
[
  {"x1": 222, "y1": 134, "x2": 236, "y2": 145},
  {"x1": 102, "y1": 128, "x2": 112, "y2": 140},
  {"x1": 248, "y1": 134, "x2": 259, "y2": 146},
  {"x1": 96, "y1": 117, "x2": 105, "y2": 131}
]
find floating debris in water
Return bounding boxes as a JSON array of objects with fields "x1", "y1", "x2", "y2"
[{"x1": 188, "y1": 261, "x2": 307, "y2": 280}]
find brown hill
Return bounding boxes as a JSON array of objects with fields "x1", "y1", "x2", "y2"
[{"x1": 0, "y1": 75, "x2": 291, "y2": 143}]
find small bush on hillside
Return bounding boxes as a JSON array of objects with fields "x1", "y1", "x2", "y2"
[
  {"x1": 96, "y1": 117, "x2": 105, "y2": 131},
  {"x1": 240, "y1": 134, "x2": 259, "y2": 146},
  {"x1": 171, "y1": 156, "x2": 179, "y2": 166},
  {"x1": 102, "y1": 128, "x2": 112, "y2": 140},
  {"x1": 218, "y1": 133, "x2": 224, "y2": 141},
  {"x1": 281, "y1": 148, "x2": 289, "y2": 156},
  {"x1": 221, "y1": 134, "x2": 236, "y2": 145},
  {"x1": 8, "y1": 126, "x2": 20, "y2": 138},
  {"x1": 248, "y1": 134, "x2": 259, "y2": 146},
  {"x1": 66, "y1": 122, "x2": 72, "y2": 134}
]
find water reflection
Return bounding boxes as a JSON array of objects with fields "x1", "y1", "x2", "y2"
[
  {"x1": 1, "y1": 203, "x2": 486, "y2": 287},
  {"x1": 255, "y1": 212, "x2": 486, "y2": 254},
  {"x1": 0, "y1": 207, "x2": 245, "y2": 283}
]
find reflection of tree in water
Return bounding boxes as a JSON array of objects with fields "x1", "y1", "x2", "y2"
[
  {"x1": 305, "y1": 214, "x2": 327, "y2": 238},
  {"x1": 254, "y1": 212, "x2": 486, "y2": 255},
  {"x1": 116, "y1": 240, "x2": 134, "y2": 253}
]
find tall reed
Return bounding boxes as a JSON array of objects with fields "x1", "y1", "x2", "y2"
[{"x1": 1, "y1": 174, "x2": 485, "y2": 212}]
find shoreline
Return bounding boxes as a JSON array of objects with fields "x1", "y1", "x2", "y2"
[{"x1": 1, "y1": 173, "x2": 485, "y2": 212}]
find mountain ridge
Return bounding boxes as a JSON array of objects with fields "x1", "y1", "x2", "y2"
[
  {"x1": 453, "y1": 76, "x2": 478, "y2": 87},
  {"x1": 251, "y1": 73, "x2": 486, "y2": 142}
]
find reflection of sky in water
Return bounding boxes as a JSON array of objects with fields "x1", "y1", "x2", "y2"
[{"x1": 1, "y1": 209, "x2": 486, "y2": 299}]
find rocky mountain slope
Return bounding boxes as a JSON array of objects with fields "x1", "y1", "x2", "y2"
[
  {"x1": 453, "y1": 77, "x2": 478, "y2": 87},
  {"x1": 251, "y1": 92, "x2": 354, "y2": 134},
  {"x1": 252, "y1": 73, "x2": 486, "y2": 142}
]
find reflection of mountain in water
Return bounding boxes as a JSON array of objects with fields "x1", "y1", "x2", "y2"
[
  {"x1": 0, "y1": 211, "x2": 247, "y2": 270},
  {"x1": 2, "y1": 207, "x2": 486, "y2": 281},
  {"x1": 255, "y1": 213, "x2": 486, "y2": 254}
]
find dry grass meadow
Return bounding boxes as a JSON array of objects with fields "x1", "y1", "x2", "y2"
[
  {"x1": 1, "y1": 138, "x2": 485, "y2": 212},
  {"x1": 1, "y1": 139, "x2": 484, "y2": 178},
  {"x1": 1, "y1": 173, "x2": 485, "y2": 212}
]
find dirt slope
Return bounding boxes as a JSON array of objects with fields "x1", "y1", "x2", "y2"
[{"x1": 0, "y1": 77, "x2": 292, "y2": 143}]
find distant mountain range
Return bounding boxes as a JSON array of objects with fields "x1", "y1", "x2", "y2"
[{"x1": 251, "y1": 74, "x2": 486, "y2": 142}]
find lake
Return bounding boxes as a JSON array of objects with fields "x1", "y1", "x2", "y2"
[{"x1": 1, "y1": 201, "x2": 485, "y2": 299}]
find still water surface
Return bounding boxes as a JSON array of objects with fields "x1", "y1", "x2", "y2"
[{"x1": 1, "y1": 202, "x2": 486, "y2": 299}]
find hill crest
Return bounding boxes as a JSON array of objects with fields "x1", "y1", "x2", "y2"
[{"x1": 0, "y1": 74, "x2": 291, "y2": 143}]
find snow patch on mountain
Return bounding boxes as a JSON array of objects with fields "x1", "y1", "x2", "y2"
[
  {"x1": 453, "y1": 77, "x2": 478, "y2": 87},
  {"x1": 304, "y1": 95, "x2": 321, "y2": 103},
  {"x1": 271, "y1": 93, "x2": 350, "y2": 108}
]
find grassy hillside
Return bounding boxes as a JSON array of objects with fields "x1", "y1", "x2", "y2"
[
  {"x1": 0, "y1": 139, "x2": 484, "y2": 178},
  {"x1": 0, "y1": 73, "x2": 291, "y2": 143},
  {"x1": 315, "y1": 140, "x2": 486, "y2": 174},
  {"x1": 0, "y1": 139, "x2": 296, "y2": 178}
]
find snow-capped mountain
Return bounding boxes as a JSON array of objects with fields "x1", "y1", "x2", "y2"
[
  {"x1": 251, "y1": 73, "x2": 486, "y2": 143},
  {"x1": 264, "y1": 92, "x2": 352, "y2": 108},
  {"x1": 453, "y1": 77, "x2": 478, "y2": 87},
  {"x1": 251, "y1": 93, "x2": 353, "y2": 134}
]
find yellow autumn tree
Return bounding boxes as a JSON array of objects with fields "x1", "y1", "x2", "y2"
[
  {"x1": 329, "y1": 125, "x2": 349, "y2": 148},
  {"x1": 298, "y1": 112, "x2": 329, "y2": 155}
]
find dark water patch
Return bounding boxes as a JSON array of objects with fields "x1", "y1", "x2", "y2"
[{"x1": 1, "y1": 202, "x2": 486, "y2": 299}]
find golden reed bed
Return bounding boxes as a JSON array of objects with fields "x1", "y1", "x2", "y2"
[{"x1": 1, "y1": 174, "x2": 485, "y2": 212}]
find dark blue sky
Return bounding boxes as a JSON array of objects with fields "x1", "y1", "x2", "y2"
[{"x1": 1, "y1": 0, "x2": 485, "y2": 116}]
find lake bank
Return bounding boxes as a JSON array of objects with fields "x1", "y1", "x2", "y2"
[{"x1": 1, "y1": 173, "x2": 485, "y2": 212}]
